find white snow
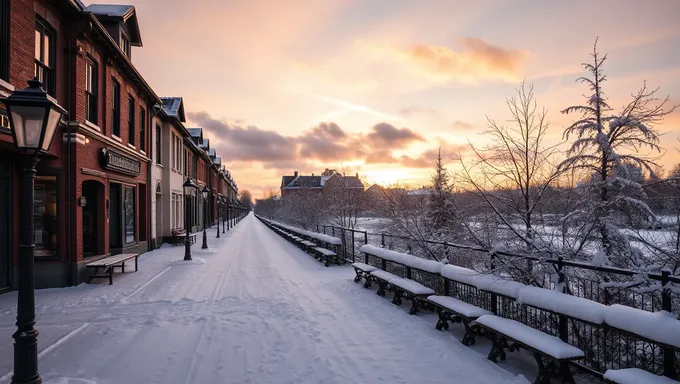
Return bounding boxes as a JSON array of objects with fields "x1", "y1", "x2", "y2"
[
  {"x1": 476, "y1": 315, "x2": 585, "y2": 359},
  {"x1": 0, "y1": 214, "x2": 524, "y2": 384},
  {"x1": 604, "y1": 305, "x2": 680, "y2": 348},
  {"x1": 517, "y1": 286, "x2": 607, "y2": 324},
  {"x1": 359, "y1": 244, "x2": 444, "y2": 273},
  {"x1": 603, "y1": 368, "x2": 679, "y2": 384},
  {"x1": 313, "y1": 247, "x2": 336, "y2": 256},
  {"x1": 370, "y1": 269, "x2": 399, "y2": 282},
  {"x1": 389, "y1": 278, "x2": 435, "y2": 295},
  {"x1": 427, "y1": 296, "x2": 492, "y2": 318},
  {"x1": 267, "y1": 219, "x2": 342, "y2": 245},
  {"x1": 440, "y1": 265, "x2": 526, "y2": 298}
]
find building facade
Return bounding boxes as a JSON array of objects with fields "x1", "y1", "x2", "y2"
[{"x1": 0, "y1": 0, "x2": 242, "y2": 292}]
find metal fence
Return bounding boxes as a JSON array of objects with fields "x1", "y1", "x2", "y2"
[{"x1": 318, "y1": 224, "x2": 680, "y2": 379}]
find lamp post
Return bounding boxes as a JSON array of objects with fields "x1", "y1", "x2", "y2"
[
  {"x1": 222, "y1": 196, "x2": 226, "y2": 234},
  {"x1": 216, "y1": 196, "x2": 220, "y2": 238},
  {"x1": 201, "y1": 184, "x2": 209, "y2": 249},
  {"x1": 2, "y1": 79, "x2": 67, "y2": 384},
  {"x1": 183, "y1": 178, "x2": 198, "y2": 261}
]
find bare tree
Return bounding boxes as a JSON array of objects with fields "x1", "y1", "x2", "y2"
[
  {"x1": 239, "y1": 190, "x2": 253, "y2": 209},
  {"x1": 559, "y1": 39, "x2": 677, "y2": 270},
  {"x1": 458, "y1": 81, "x2": 561, "y2": 283},
  {"x1": 323, "y1": 169, "x2": 366, "y2": 229}
]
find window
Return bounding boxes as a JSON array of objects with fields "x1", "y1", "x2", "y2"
[
  {"x1": 34, "y1": 176, "x2": 58, "y2": 257},
  {"x1": 85, "y1": 58, "x2": 98, "y2": 124},
  {"x1": 128, "y1": 95, "x2": 135, "y2": 145},
  {"x1": 112, "y1": 79, "x2": 120, "y2": 137},
  {"x1": 121, "y1": 34, "x2": 130, "y2": 57},
  {"x1": 155, "y1": 124, "x2": 161, "y2": 164},
  {"x1": 124, "y1": 186, "x2": 136, "y2": 244},
  {"x1": 171, "y1": 134, "x2": 176, "y2": 169},
  {"x1": 139, "y1": 108, "x2": 146, "y2": 153},
  {"x1": 35, "y1": 18, "x2": 55, "y2": 95},
  {"x1": 0, "y1": 0, "x2": 9, "y2": 81},
  {"x1": 172, "y1": 192, "x2": 183, "y2": 229}
]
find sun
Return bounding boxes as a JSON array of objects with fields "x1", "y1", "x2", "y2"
[{"x1": 363, "y1": 167, "x2": 419, "y2": 187}]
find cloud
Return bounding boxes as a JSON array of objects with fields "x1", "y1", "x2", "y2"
[
  {"x1": 367, "y1": 37, "x2": 529, "y2": 83},
  {"x1": 189, "y1": 112, "x2": 429, "y2": 170},
  {"x1": 399, "y1": 105, "x2": 440, "y2": 117},
  {"x1": 452, "y1": 120, "x2": 476, "y2": 130},
  {"x1": 399, "y1": 144, "x2": 469, "y2": 168}
]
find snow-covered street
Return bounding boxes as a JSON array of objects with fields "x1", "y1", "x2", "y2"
[{"x1": 0, "y1": 214, "x2": 533, "y2": 384}]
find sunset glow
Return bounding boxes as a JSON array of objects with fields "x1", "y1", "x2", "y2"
[{"x1": 93, "y1": 0, "x2": 680, "y2": 196}]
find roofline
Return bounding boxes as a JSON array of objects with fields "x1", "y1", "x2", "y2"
[{"x1": 85, "y1": 13, "x2": 160, "y2": 104}]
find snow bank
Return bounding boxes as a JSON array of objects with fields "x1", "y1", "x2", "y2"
[
  {"x1": 517, "y1": 286, "x2": 607, "y2": 324},
  {"x1": 604, "y1": 368, "x2": 678, "y2": 384},
  {"x1": 359, "y1": 244, "x2": 443, "y2": 273},
  {"x1": 476, "y1": 315, "x2": 584, "y2": 359},
  {"x1": 440, "y1": 265, "x2": 526, "y2": 299},
  {"x1": 170, "y1": 258, "x2": 207, "y2": 266},
  {"x1": 604, "y1": 305, "x2": 680, "y2": 348}
]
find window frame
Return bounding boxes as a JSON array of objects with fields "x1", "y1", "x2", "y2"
[
  {"x1": 111, "y1": 79, "x2": 121, "y2": 137},
  {"x1": 139, "y1": 107, "x2": 146, "y2": 153},
  {"x1": 123, "y1": 185, "x2": 136, "y2": 245},
  {"x1": 0, "y1": 0, "x2": 9, "y2": 81},
  {"x1": 85, "y1": 57, "x2": 98, "y2": 125},
  {"x1": 127, "y1": 95, "x2": 135, "y2": 146},
  {"x1": 35, "y1": 17, "x2": 56, "y2": 96},
  {"x1": 155, "y1": 123, "x2": 162, "y2": 164}
]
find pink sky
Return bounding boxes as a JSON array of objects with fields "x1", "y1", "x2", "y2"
[{"x1": 91, "y1": 0, "x2": 680, "y2": 197}]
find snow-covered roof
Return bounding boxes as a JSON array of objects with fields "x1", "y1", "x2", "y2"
[
  {"x1": 160, "y1": 97, "x2": 185, "y2": 122},
  {"x1": 86, "y1": 4, "x2": 142, "y2": 47},
  {"x1": 214, "y1": 157, "x2": 222, "y2": 166},
  {"x1": 208, "y1": 148, "x2": 216, "y2": 158},
  {"x1": 187, "y1": 128, "x2": 202, "y2": 138}
]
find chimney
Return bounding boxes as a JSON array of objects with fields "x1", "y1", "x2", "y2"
[
  {"x1": 355, "y1": 172, "x2": 358, "y2": 178},
  {"x1": 294, "y1": 171, "x2": 298, "y2": 177}
]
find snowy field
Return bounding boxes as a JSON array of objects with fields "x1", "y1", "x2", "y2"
[{"x1": 0, "y1": 214, "x2": 598, "y2": 384}]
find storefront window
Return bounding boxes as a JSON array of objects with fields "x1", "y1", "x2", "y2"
[
  {"x1": 124, "y1": 186, "x2": 135, "y2": 244},
  {"x1": 34, "y1": 176, "x2": 57, "y2": 257}
]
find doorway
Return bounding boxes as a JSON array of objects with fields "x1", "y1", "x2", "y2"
[
  {"x1": 109, "y1": 183, "x2": 122, "y2": 253},
  {"x1": 0, "y1": 177, "x2": 8, "y2": 290},
  {"x1": 82, "y1": 180, "x2": 103, "y2": 257}
]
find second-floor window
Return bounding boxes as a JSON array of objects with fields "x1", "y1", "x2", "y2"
[
  {"x1": 171, "y1": 134, "x2": 176, "y2": 169},
  {"x1": 85, "y1": 58, "x2": 98, "y2": 125},
  {"x1": 0, "y1": 0, "x2": 9, "y2": 81},
  {"x1": 112, "y1": 80, "x2": 120, "y2": 137},
  {"x1": 155, "y1": 124, "x2": 161, "y2": 164},
  {"x1": 140, "y1": 108, "x2": 146, "y2": 153},
  {"x1": 121, "y1": 34, "x2": 131, "y2": 57},
  {"x1": 35, "y1": 18, "x2": 55, "y2": 95},
  {"x1": 128, "y1": 95, "x2": 135, "y2": 146}
]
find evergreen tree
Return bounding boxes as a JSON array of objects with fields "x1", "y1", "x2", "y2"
[{"x1": 427, "y1": 148, "x2": 457, "y2": 232}]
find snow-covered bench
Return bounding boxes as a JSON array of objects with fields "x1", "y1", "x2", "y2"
[
  {"x1": 603, "y1": 368, "x2": 679, "y2": 384},
  {"x1": 313, "y1": 247, "x2": 339, "y2": 267},
  {"x1": 351, "y1": 262, "x2": 376, "y2": 288},
  {"x1": 476, "y1": 314, "x2": 584, "y2": 384},
  {"x1": 266, "y1": 220, "x2": 343, "y2": 264},
  {"x1": 602, "y1": 305, "x2": 680, "y2": 383},
  {"x1": 427, "y1": 295, "x2": 492, "y2": 345},
  {"x1": 360, "y1": 245, "x2": 443, "y2": 315}
]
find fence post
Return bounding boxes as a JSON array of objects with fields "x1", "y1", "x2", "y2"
[
  {"x1": 340, "y1": 228, "x2": 346, "y2": 262},
  {"x1": 557, "y1": 257, "x2": 569, "y2": 343},
  {"x1": 364, "y1": 231, "x2": 368, "y2": 245},
  {"x1": 351, "y1": 230, "x2": 356, "y2": 262},
  {"x1": 490, "y1": 251, "x2": 497, "y2": 314},
  {"x1": 332, "y1": 227, "x2": 335, "y2": 236},
  {"x1": 316, "y1": 224, "x2": 319, "y2": 232},
  {"x1": 381, "y1": 234, "x2": 385, "y2": 247},
  {"x1": 661, "y1": 270, "x2": 677, "y2": 379}
]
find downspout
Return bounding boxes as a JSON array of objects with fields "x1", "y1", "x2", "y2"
[{"x1": 66, "y1": 31, "x2": 73, "y2": 286}]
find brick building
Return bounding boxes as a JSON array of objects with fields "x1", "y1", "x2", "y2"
[
  {"x1": 0, "y1": 0, "x2": 240, "y2": 292},
  {"x1": 280, "y1": 168, "x2": 364, "y2": 198}
]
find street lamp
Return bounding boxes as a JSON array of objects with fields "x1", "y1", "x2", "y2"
[
  {"x1": 221, "y1": 196, "x2": 226, "y2": 234},
  {"x1": 183, "y1": 178, "x2": 198, "y2": 261},
  {"x1": 2, "y1": 79, "x2": 67, "y2": 384},
  {"x1": 201, "y1": 184, "x2": 209, "y2": 249},
  {"x1": 216, "y1": 196, "x2": 221, "y2": 239}
]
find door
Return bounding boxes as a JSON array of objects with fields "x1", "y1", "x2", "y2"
[
  {"x1": 0, "y1": 178, "x2": 8, "y2": 290},
  {"x1": 109, "y1": 183, "x2": 122, "y2": 253},
  {"x1": 82, "y1": 181, "x2": 100, "y2": 257}
]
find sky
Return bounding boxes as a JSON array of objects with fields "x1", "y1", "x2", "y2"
[{"x1": 93, "y1": 0, "x2": 680, "y2": 197}]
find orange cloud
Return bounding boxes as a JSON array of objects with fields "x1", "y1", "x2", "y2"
[{"x1": 365, "y1": 38, "x2": 529, "y2": 83}]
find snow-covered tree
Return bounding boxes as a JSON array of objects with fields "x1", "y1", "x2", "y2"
[
  {"x1": 427, "y1": 148, "x2": 458, "y2": 233},
  {"x1": 559, "y1": 40, "x2": 677, "y2": 270}
]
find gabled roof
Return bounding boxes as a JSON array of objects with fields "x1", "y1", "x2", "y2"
[
  {"x1": 326, "y1": 173, "x2": 364, "y2": 189},
  {"x1": 187, "y1": 128, "x2": 203, "y2": 142},
  {"x1": 160, "y1": 97, "x2": 185, "y2": 122},
  {"x1": 214, "y1": 157, "x2": 221, "y2": 166},
  {"x1": 208, "y1": 148, "x2": 216, "y2": 158},
  {"x1": 284, "y1": 175, "x2": 322, "y2": 189},
  {"x1": 199, "y1": 138, "x2": 210, "y2": 151},
  {"x1": 281, "y1": 176, "x2": 295, "y2": 188},
  {"x1": 86, "y1": 4, "x2": 142, "y2": 46}
]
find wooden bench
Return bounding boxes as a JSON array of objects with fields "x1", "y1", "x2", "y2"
[
  {"x1": 86, "y1": 253, "x2": 139, "y2": 285},
  {"x1": 170, "y1": 228, "x2": 196, "y2": 246},
  {"x1": 389, "y1": 277, "x2": 435, "y2": 315},
  {"x1": 369, "y1": 269, "x2": 400, "y2": 297},
  {"x1": 351, "y1": 262, "x2": 377, "y2": 287},
  {"x1": 427, "y1": 295, "x2": 492, "y2": 345},
  {"x1": 313, "y1": 247, "x2": 339, "y2": 267},
  {"x1": 475, "y1": 314, "x2": 583, "y2": 384}
]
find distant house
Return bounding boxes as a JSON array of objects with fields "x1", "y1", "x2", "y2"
[{"x1": 280, "y1": 169, "x2": 364, "y2": 197}]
